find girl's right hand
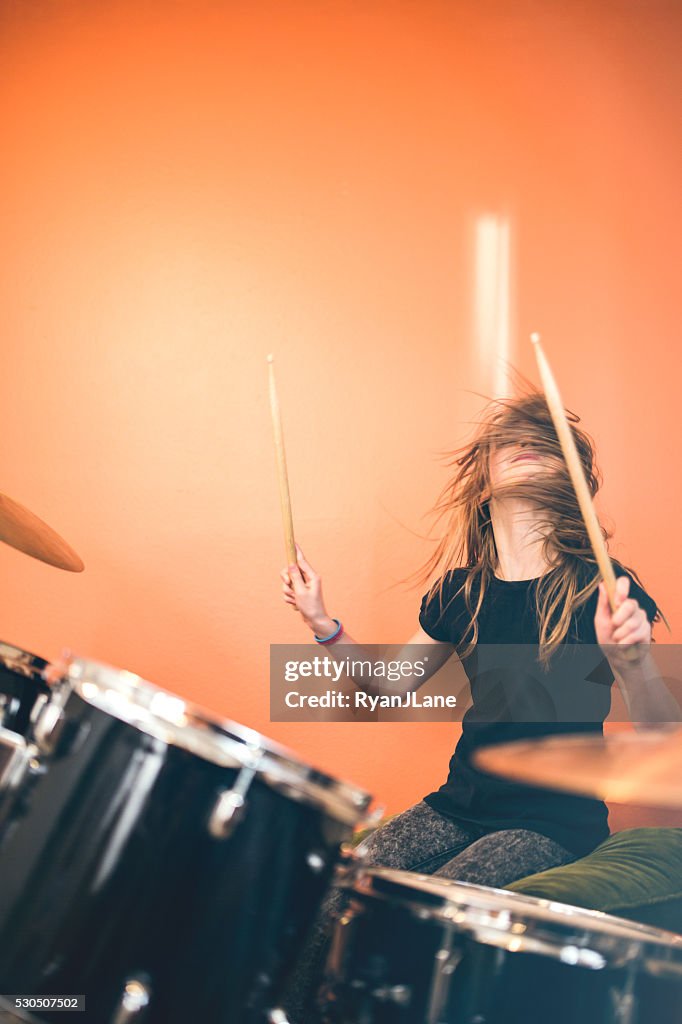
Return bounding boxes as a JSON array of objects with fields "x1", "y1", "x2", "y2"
[{"x1": 280, "y1": 545, "x2": 334, "y2": 635}]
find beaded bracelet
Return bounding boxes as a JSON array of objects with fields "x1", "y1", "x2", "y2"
[{"x1": 314, "y1": 618, "x2": 344, "y2": 644}]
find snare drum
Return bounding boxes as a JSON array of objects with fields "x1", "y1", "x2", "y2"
[
  {"x1": 0, "y1": 658, "x2": 371, "y2": 1023},
  {"x1": 0, "y1": 642, "x2": 48, "y2": 737},
  {"x1": 321, "y1": 867, "x2": 682, "y2": 1024}
]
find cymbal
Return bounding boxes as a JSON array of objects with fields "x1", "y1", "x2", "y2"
[
  {"x1": 0, "y1": 492, "x2": 84, "y2": 572},
  {"x1": 474, "y1": 729, "x2": 682, "y2": 808}
]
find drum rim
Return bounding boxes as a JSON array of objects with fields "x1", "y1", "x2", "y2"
[
  {"x1": 342, "y1": 867, "x2": 682, "y2": 970},
  {"x1": 0, "y1": 727, "x2": 27, "y2": 752},
  {"x1": 0, "y1": 640, "x2": 48, "y2": 679},
  {"x1": 63, "y1": 657, "x2": 371, "y2": 824}
]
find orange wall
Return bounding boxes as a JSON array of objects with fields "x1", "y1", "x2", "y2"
[{"x1": 0, "y1": 0, "x2": 680, "y2": 817}]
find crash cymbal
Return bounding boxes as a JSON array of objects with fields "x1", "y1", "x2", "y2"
[
  {"x1": 0, "y1": 491, "x2": 84, "y2": 572},
  {"x1": 474, "y1": 728, "x2": 682, "y2": 808}
]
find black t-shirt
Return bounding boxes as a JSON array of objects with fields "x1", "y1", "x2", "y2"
[{"x1": 419, "y1": 565, "x2": 658, "y2": 856}]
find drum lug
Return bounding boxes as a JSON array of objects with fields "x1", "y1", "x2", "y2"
[
  {"x1": 0, "y1": 694, "x2": 19, "y2": 729},
  {"x1": 32, "y1": 701, "x2": 65, "y2": 755},
  {"x1": 28, "y1": 692, "x2": 49, "y2": 726},
  {"x1": 208, "y1": 788, "x2": 247, "y2": 838},
  {"x1": 208, "y1": 755, "x2": 263, "y2": 839},
  {"x1": 335, "y1": 804, "x2": 386, "y2": 881},
  {"x1": 111, "y1": 976, "x2": 151, "y2": 1024},
  {"x1": 32, "y1": 678, "x2": 72, "y2": 756},
  {"x1": 0, "y1": 731, "x2": 37, "y2": 791},
  {"x1": 306, "y1": 850, "x2": 328, "y2": 873},
  {"x1": 427, "y1": 944, "x2": 463, "y2": 1023},
  {"x1": 267, "y1": 1010, "x2": 291, "y2": 1024},
  {"x1": 371, "y1": 984, "x2": 411, "y2": 1007},
  {"x1": 355, "y1": 804, "x2": 386, "y2": 846},
  {"x1": 609, "y1": 965, "x2": 637, "y2": 1024}
]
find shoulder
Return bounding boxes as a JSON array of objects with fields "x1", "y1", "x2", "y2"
[
  {"x1": 419, "y1": 568, "x2": 472, "y2": 642},
  {"x1": 424, "y1": 567, "x2": 472, "y2": 607}
]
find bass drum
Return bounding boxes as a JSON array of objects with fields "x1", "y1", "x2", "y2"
[
  {"x1": 321, "y1": 867, "x2": 682, "y2": 1024},
  {"x1": 0, "y1": 658, "x2": 371, "y2": 1023}
]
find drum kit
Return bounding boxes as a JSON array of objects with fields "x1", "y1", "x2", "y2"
[
  {"x1": 0, "y1": 494, "x2": 681, "y2": 1023},
  {"x1": 323, "y1": 868, "x2": 682, "y2": 1024}
]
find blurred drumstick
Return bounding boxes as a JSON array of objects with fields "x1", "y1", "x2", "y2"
[
  {"x1": 0, "y1": 492, "x2": 84, "y2": 572},
  {"x1": 267, "y1": 355, "x2": 296, "y2": 565},
  {"x1": 530, "y1": 332, "x2": 618, "y2": 611}
]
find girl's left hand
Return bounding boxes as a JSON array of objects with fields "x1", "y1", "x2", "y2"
[{"x1": 594, "y1": 575, "x2": 652, "y2": 659}]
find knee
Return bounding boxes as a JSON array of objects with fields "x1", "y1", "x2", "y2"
[
  {"x1": 353, "y1": 824, "x2": 395, "y2": 867},
  {"x1": 350, "y1": 827, "x2": 387, "y2": 868},
  {"x1": 353, "y1": 833, "x2": 377, "y2": 862},
  {"x1": 352, "y1": 804, "x2": 431, "y2": 870}
]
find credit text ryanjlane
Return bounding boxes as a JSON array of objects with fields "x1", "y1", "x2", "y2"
[{"x1": 284, "y1": 691, "x2": 457, "y2": 710}]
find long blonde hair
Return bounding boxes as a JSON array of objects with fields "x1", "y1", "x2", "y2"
[{"x1": 418, "y1": 386, "x2": 659, "y2": 665}]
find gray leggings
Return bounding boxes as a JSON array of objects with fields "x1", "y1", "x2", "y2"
[{"x1": 281, "y1": 800, "x2": 575, "y2": 1022}]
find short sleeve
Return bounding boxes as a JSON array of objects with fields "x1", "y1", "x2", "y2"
[
  {"x1": 614, "y1": 566, "x2": 659, "y2": 624},
  {"x1": 419, "y1": 569, "x2": 467, "y2": 643}
]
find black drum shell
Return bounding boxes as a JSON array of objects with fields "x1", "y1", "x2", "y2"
[
  {"x1": 0, "y1": 688, "x2": 353, "y2": 1023},
  {"x1": 0, "y1": 644, "x2": 48, "y2": 738},
  {"x1": 320, "y1": 881, "x2": 682, "y2": 1024}
]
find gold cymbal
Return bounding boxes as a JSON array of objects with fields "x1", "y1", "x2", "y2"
[
  {"x1": 474, "y1": 729, "x2": 682, "y2": 808},
  {"x1": 0, "y1": 491, "x2": 84, "y2": 572}
]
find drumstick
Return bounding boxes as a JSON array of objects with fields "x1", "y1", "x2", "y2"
[
  {"x1": 267, "y1": 355, "x2": 297, "y2": 566},
  {"x1": 530, "y1": 333, "x2": 618, "y2": 611}
]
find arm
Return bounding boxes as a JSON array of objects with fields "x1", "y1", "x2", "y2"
[
  {"x1": 611, "y1": 649, "x2": 680, "y2": 726},
  {"x1": 281, "y1": 545, "x2": 456, "y2": 698},
  {"x1": 594, "y1": 576, "x2": 681, "y2": 728}
]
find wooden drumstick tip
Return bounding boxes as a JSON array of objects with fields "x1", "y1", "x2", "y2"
[
  {"x1": 530, "y1": 332, "x2": 541, "y2": 345},
  {"x1": 267, "y1": 353, "x2": 274, "y2": 364}
]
